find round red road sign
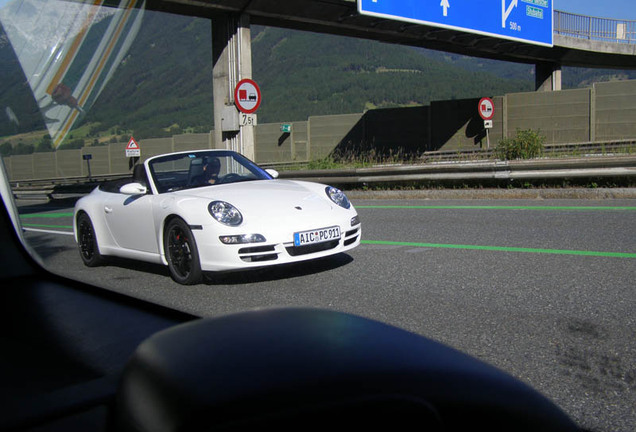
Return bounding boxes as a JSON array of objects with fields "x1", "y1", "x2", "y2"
[
  {"x1": 234, "y1": 78, "x2": 261, "y2": 114},
  {"x1": 478, "y1": 97, "x2": 495, "y2": 120}
]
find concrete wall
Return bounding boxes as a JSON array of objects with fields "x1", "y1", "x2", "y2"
[
  {"x1": 594, "y1": 80, "x2": 636, "y2": 141},
  {"x1": 57, "y1": 150, "x2": 82, "y2": 177},
  {"x1": 506, "y1": 88, "x2": 591, "y2": 143},
  {"x1": 332, "y1": 106, "x2": 430, "y2": 156},
  {"x1": 255, "y1": 122, "x2": 309, "y2": 163},
  {"x1": 7, "y1": 155, "x2": 33, "y2": 181},
  {"x1": 81, "y1": 146, "x2": 109, "y2": 176},
  {"x1": 3, "y1": 79, "x2": 636, "y2": 181},
  {"x1": 309, "y1": 113, "x2": 364, "y2": 160},
  {"x1": 429, "y1": 98, "x2": 500, "y2": 151},
  {"x1": 174, "y1": 133, "x2": 212, "y2": 152}
]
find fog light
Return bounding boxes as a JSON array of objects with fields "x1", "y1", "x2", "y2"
[
  {"x1": 219, "y1": 234, "x2": 266, "y2": 244},
  {"x1": 351, "y1": 215, "x2": 360, "y2": 226}
]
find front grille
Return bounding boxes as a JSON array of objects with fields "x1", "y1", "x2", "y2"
[
  {"x1": 239, "y1": 245, "x2": 275, "y2": 254},
  {"x1": 345, "y1": 227, "x2": 359, "y2": 237},
  {"x1": 344, "y1": 226, "x2": 360, "y2": 246},
  {"x1": 240, "y1": 254, "x2": 278, "y2": 263},
  {"x1": 286, "y1": 239, "x2": 339, "y2": 256},
  {"x1": 344, "y1": 235, "x2": 358, "y2": 246},
  {"x1": 239, "y1": 245, "x2": 279, "y2": 263}
]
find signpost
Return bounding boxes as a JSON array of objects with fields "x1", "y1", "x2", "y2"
[
  {"x1": 126, "y1": 137, "x2": 140, "y2": 169},
  {"x1": 82, "y1": 154, "x2": 92, "y2": 180},
  {"x1": 478, "y1": 97, "x2": 495, "y2": 121},
  {"x1": 478, "y1": 97, "x2": 495, "y2": 149},
  {"x1": 358, "y1": 0, "x2": 553, "y2": 47},
  {"x1": 234, "y1": 78, "x2": 261, "y2": 130},
  {"x1": 234, "y1": 79, "x2": 261, "y2": 114},
  {"x1": 126, "y1": 137, "x2": 141, "y2": 157}
]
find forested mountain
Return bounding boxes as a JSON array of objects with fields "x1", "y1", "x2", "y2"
[
  {"x1": 82, "y1": 13, "x2": 215, "y2": 138},
  {"x1": 418, "y1": 48, "x2": 636, "y2": 88},
  {"x1": 2, "y1": 9, "x2": 634, "y2": 143},
  {"x1": 250, "y1": 27, "x2": 534, "y2": 122},
  {"x1": 84, "y1": 12, "x2": 535, "y2": 136}
]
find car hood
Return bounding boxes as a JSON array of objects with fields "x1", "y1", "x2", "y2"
[{"x1": 175, "y1": 179, "x2": 340, "y2": 215}]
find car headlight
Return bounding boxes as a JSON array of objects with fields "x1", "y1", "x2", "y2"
[
  {"x1": 208, "y1": 201, "x2": 243, "y2": 226},
  {"x1": 325, "y1": 186, "x2": 350, "y2": 209}
]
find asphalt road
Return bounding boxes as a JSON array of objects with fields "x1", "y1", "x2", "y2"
[{"x1": 18, "y1": 196, "x2": 636, "y2": 432}]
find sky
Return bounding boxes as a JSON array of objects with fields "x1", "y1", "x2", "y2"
[{"x1": 554, "y1": 0, "x2": 636, "y2": 20}]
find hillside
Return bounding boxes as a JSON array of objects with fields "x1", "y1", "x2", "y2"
[
  {"x1": 419, "y1": 48, "x2": 636, "y2": 88},
  {"x1": 84, "y1": 14, "x2": 537, "y2": 136},
  {"x1": 250, "y1": 26, "x2": 534, "y2": 122}
]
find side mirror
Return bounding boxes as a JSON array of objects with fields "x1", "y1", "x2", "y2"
[
  {"x1": 265, "y1": 168, "x2": 279, "y2": 179},
  {"x1": 120, "y1": 182, "x2": 147, "y2": 195}
]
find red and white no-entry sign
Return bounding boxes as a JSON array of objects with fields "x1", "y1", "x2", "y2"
[
  {"x1": 234, "y1": 78, "x2": 261, "y2": 114},
  {"x1": 478, "y1": 97, "x2": 495, "y2": 120}
]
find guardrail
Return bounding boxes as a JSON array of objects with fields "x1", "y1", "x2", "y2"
[
  {"x1": 422, "y1": 140, "x2": 636, "y2": 162},
  {"x1": 264, "y1": 140, "x2": 636, "y2": 169},
  {"x1": 554, "y1": 10, "x2": 636, "y2": 44},
  {"x1": 280, "y1": 156, "x2": 636, "y2": 186}
]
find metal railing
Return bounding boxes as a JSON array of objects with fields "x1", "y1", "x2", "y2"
[{"x1": 554, "y1": 10, "x2": 636, "y2": 44}]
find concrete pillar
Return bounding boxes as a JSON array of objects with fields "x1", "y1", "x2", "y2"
[
  {"x1": 212, "y1": 14, "x2": 255, "y2": 159},
  {"x1": 535, "y1": 61, "x2": 562, "y2": 92}
]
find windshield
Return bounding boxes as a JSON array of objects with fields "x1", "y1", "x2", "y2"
[
  {"x1": 1, "y1": 1, "x2": 635, "y2": 432},
  {"x1": 148, "y1": 151, "x2": 272, "y2": 193}
]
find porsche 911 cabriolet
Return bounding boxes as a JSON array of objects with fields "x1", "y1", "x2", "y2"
[{"x1": 74, "y1": 150, "x2": 361, "y2": 284}]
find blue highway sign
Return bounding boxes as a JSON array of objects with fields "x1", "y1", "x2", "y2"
[{"x1": 358, "y1": 0, "x2": 553, "y2": 47}]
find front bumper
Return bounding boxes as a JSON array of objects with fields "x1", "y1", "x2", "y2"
[{"x1": 194, "y1": 221, "x2": 361, "y2": 272}]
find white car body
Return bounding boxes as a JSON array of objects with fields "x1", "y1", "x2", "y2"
[{"x1": 73, "y1": 150, "x2": 361, "y2": 283}]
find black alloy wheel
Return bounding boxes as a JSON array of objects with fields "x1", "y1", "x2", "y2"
[
  {"x1": 77, "y1": 213, "x2": 104, "y2": 267},
  {"x1": 164, "y1": 218, "x2": 203, "y2": 285}
]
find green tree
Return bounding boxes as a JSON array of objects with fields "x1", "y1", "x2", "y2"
[
  {"x1": 60, "y1": 139, "x2": 85, "y2": 150},
  {"x1": 0, "y1": 142, "x2": 13, "y2": 156},
  {"x1": 35, "y1": 134, "x2": 53, "y2": 152},
  {"x1": 14, "y1": 143, "x2": 35, "y2": 155}
]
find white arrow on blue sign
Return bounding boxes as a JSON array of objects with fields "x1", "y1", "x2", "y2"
[{"x1": 358, "y1": 0, "x2": 553, "y2": 47}]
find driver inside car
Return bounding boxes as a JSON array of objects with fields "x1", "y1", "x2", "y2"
[{"x1": 192, "y1": 157, "x2": 221, "y2": 185}]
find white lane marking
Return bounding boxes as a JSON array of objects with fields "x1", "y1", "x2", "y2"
[{"x1": 23, "y1": 227, "x2": 74, "y2": 236}]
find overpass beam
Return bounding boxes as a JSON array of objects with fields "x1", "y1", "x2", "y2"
[
  {"x1": 211, "y1": 13, "x2": 255, "y2": 159},
  {"x1": 535, "y1": 61, "x2": 562, "y2": 92}
]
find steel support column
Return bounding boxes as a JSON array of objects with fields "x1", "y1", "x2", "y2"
[{"x1": 212, "y1": 13, "x2": 255, "y2": 159}]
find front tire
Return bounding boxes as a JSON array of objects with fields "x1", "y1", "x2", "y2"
[
  {"x1": 164, "y1": 218, "x2": 203, "y2": 285},
  {"x1": 77, "y1": 213, "x2": 104, "y2": 267}
]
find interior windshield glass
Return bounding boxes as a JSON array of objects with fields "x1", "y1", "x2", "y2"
[{"x1": 1, "y1": 2, "x2": 635, "y2": 432}]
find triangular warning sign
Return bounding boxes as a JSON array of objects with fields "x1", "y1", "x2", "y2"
[{"x1": 126, "y1": 137, "x2": 139, "y2": 150}]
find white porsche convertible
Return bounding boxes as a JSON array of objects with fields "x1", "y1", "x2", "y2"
[{"x1": 74, "y1": 150, "x2": 361, "y2": 284}]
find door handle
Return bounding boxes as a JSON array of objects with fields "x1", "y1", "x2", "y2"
[{"x1": 104, "y1": 206, "x2": 113, "y2": 214}]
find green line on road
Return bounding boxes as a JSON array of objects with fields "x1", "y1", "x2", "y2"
[
  {"x1": 20, "y1": 212, "x2": 74, "y2": 218},
  {"x1": 361, "y1": 240, "x2": 636, "y2": 258},
  {"x1": 356, "y1": 205, "x2": 636, "y2": 211}
]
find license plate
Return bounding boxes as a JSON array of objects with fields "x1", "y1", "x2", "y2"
[{"x1": 294, "y1": 226, "x2": 341, "y2": 246}]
